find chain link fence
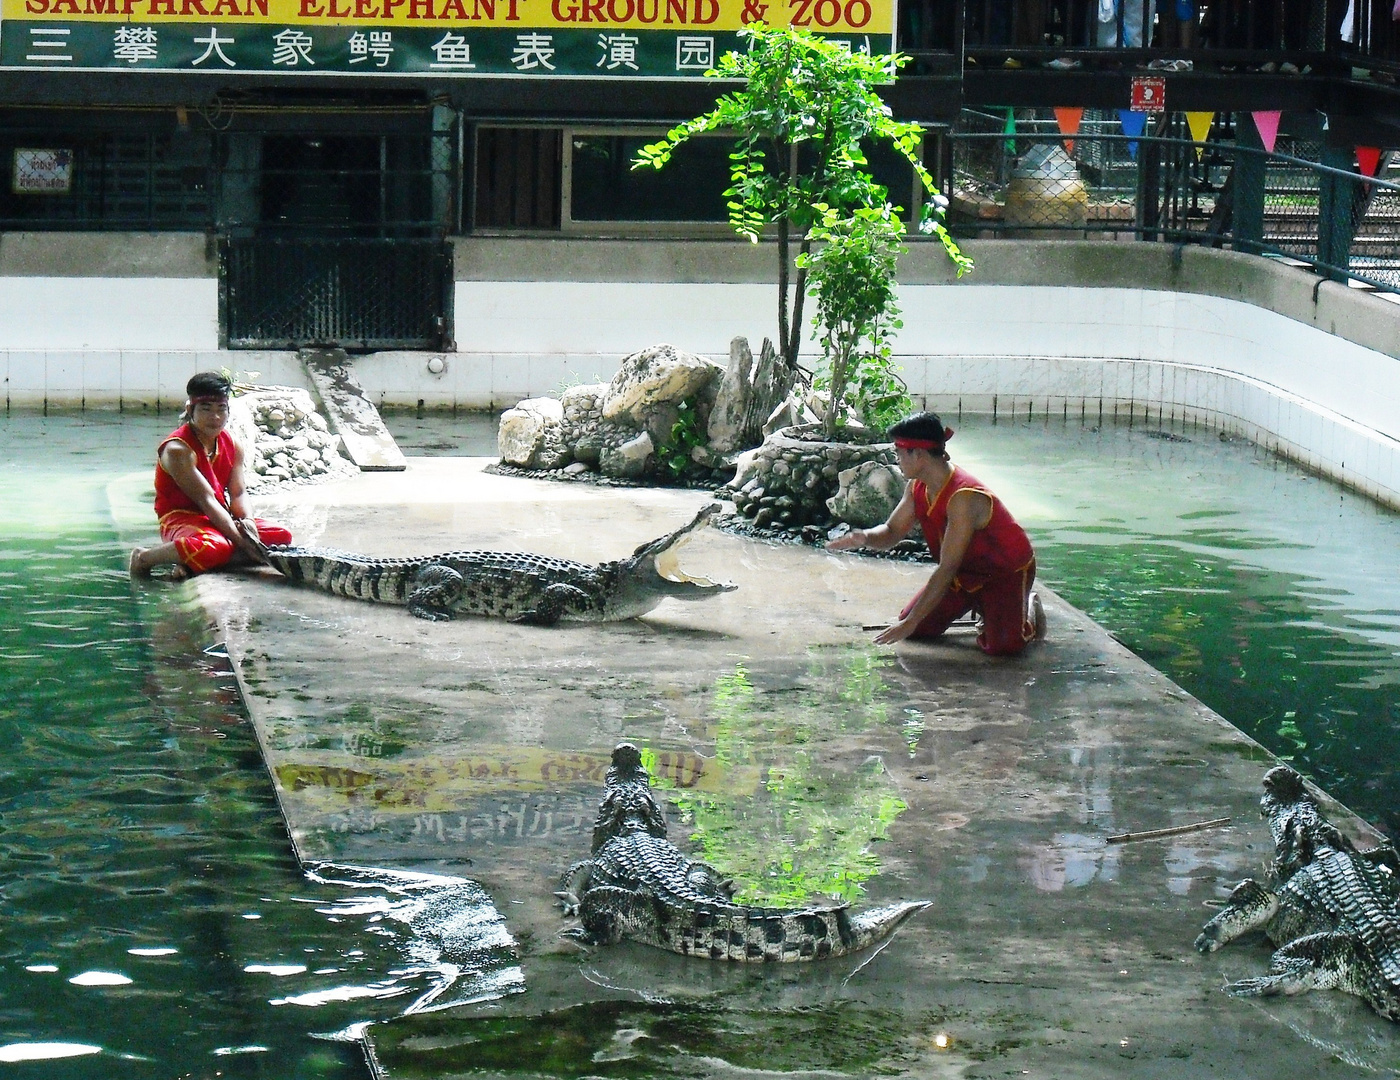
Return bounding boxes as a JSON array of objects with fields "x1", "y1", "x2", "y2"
[{"x1": 947, "y1": 109, "x2": 1400, "y2": 292}]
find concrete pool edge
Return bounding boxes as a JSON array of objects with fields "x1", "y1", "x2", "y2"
[{"x1": 143, "y1": 463, "x2": 1398, "y2": 1078}]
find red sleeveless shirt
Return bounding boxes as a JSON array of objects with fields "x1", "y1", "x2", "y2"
[
  {"x1": 911, "y1": 465, "x2": 1034, "y2": 590},
  {"x1": 154, "y1": 423, "x2": 236, "y2": 521}
]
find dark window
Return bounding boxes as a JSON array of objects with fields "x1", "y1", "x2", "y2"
[
  {"x1": 0, "y1": 130, "x2": 211, "y2": 230},
  {"x1": 474, "y1": 127, "x2": 562, "y2": 229},
  {"x1": 570, "y1": 134, "x2": 730, "y2": 222}
]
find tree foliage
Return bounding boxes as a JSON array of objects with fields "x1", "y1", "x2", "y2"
[
  {"x1": 633, "y1": 25, "x2": 972, "y2": 377},
  {"x1": 800, "y1": 202, "x2": 908, "y2": 437}
]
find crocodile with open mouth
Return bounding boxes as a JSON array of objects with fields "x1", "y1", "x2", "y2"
[
  {"x1": 557, "y1": 743, "x2": 930, "y2": 961},
  {"x1": 259, "y1": 504, "x2": 734, "y2": 624}
]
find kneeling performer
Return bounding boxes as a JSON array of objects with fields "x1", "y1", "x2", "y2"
[{"x1": 828, "y1": 411, "x2": 1044, "y2": 655}]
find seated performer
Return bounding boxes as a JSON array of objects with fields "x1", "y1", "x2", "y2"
[
  {"x1": 129, "y1": 371, "x2": 290, "y2": 578},
  {"x1": 827, "y1": 411, "x2": 1045, "y2": 655}
]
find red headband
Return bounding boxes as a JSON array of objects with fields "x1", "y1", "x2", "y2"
[
  {"x1": 894, "y1": 428, "x2": 954, "y2": 451},
  {"x1": 189, "y1": 393, "x2": 230, "y2": 404}
]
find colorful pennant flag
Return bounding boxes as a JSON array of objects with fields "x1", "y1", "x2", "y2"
[
  {"x1": 1185, "y1": 111, "x2": 1215, "y2": 161},
  {"x1": 1054, "y1": 106, "x2": 1085, "y2": 156},
  {"x1": 1357, "y1": 145, "x2": 1382, "y2": 177},
  {"x1": 1118, "y1": 109, "x2": 1147, "y2": 160},
  {"x1": 1004, "y1": 106, "x2": 1016, "y2": 155},
  {"x1": 1251, "y1": 110, "x2": 1282, "y2": 154}
]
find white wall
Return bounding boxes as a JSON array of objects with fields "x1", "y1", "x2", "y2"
[{"x1": 3, "y1": 251, "x2": 1399, "y2": 510}]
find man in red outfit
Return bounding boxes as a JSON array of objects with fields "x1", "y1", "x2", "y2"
[
  {"x1": 827, "y1": 411, "x2": 1045, "y2": 655},
  {"x1": 129, "y1": 372, "x2": 291, "y2": 578}
]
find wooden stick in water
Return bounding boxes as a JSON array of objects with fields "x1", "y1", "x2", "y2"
[{"x1": 1106, "y1": 817, "x2": 1232, "y2": 845}]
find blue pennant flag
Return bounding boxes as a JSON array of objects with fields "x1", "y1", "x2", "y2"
[{"x1": 1118, "y1": 109, "x2": 1148, "y2": 160}]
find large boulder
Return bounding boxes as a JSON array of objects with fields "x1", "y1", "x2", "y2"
[
  {"x1": 826, "y1": 460, "x2": 906, "y2": 528},
  {"x1": 602, "y1": 344, "x2": 723, "y2": 433},
  {"x1": 599, "y1": 430, "x2": 654, "y2": 480},
  {"x1": 498, "y1": 397, "x2": 570, "y2": 470},
  {"x1": 707, "y1": 336, "x2": 797, "y2": 454}
]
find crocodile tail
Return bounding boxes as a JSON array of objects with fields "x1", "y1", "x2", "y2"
[
  {"x1": 841, "y1": 901, "x2": 934, "y2": 955},
  {"x1": 262, "y1": 546, "x2": 413, "y2": 605},
  {"x1": 659, "y1": 899, "x2": 930, "y2": 962}
]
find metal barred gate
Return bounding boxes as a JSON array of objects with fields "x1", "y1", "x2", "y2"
[{"x1": 221, "y1": 236, "x2": 454, "y2": 351}]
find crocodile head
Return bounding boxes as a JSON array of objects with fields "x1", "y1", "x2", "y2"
[
  {"x1": 606, "y1": 504, "x2": 736, "y2": 619},
  {"x1": 1260, "y1": 764, "x2": 1353, "y2": 878}
]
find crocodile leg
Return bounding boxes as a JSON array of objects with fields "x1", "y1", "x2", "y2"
[
  {"x1": 572, "y1": 884, "x2": 661, "y2": 945},
  {"x1": 406, "y1": 564, "x2": 465, "y2": 621},
  {"x1": 555, "y1": 860, "x2": 594, "y2": 916},
  {"x1": 1195, "y1": 878, "x2": 1281, "y2": 953},
  {"x1": 1226, "y1": 931, "x2": 1358, "y2": 997},
  {"x1": 511, "y1": 583, "x2": 591, "y2": 627}
]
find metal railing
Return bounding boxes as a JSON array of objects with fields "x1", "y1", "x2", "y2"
[{"x1": 947, "y1": 109, "x2": 1400, "y2": 292}]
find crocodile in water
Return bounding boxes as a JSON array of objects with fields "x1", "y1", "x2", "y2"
[
  {"x1": 260, "y1": 504, "x2": 734, "y2": 624},
  {"x1": 556, "y1": 743, "x2": 930, "y2": 961},
  {"x1": 1194, "y1": 764, "x2": 1400, "y2": 1020}
]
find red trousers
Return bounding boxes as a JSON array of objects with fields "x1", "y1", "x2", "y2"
[
  {"x1": 901, "y1": 559, "x2": 1037, "y2": 656},
  {"x1": 159, "y1": 510, "x2": 291, "y2": 574}
]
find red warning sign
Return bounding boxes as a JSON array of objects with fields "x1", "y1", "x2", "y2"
[{"x1": 1130, "y1": 76, "x2": 1167, "y2": 113}]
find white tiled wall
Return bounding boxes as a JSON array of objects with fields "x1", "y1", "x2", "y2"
[{"x1": 4, "y1": 278, "x2": 1400, "y2": 509}]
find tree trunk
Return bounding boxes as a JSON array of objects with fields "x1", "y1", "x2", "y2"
[{"x1": 777, "y1": 216, "x2": 791, "y2": 369}]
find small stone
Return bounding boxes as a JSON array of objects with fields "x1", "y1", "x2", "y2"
[{"x1": 563, "y1": 462, "x2": 590, "y2": 475}]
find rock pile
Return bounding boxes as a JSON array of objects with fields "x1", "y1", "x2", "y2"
[
  {"x1": 228, "y1": 386, "x2": 354, "y2": 489},
  {"x1": 725, "y1": 426, "x2": 896, "y2": 530},
  {"x1": 499, "y1": 343, "x2": 727, "y2": 481}
]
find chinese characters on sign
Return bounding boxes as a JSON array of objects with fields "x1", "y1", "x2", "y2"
[{"x1": 1, "y1": 0, "x2": 893, "y2": 73}]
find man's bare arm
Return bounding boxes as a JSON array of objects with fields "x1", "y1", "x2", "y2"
[
  {"x1": 873, "y1": 489, "x2": 991, "y2": 645},
  {"x1": 159, "y1": 442, "x2": 264, "y2": 561},
  {"x1": 826, "y1": 485, "x2": 918, "y2": 552}
]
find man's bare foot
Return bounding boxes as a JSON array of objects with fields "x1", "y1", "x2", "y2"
[
  {"x1": 1028, "y1": 591, "x2": 1047, "y2": 641},
  {"x1": 129, "y1": 547, "x2": 152, "y2": 578}
]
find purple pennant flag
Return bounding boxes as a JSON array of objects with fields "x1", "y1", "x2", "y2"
[{"x1": 1118, "y1": 109, "x2": 1148, "y2": 160}]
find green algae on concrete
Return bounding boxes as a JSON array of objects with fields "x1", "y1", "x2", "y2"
[{"x1": 186, "y1": 458, "x2": 1400, "y2": 1079}]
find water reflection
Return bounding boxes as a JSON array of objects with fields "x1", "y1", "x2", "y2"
[
  {"x1": 953, "y1": 417, "x2": 1400, "y2": 840},
  {"x1": 649, "y1": 651, "x2": 910, "y2": 906}
]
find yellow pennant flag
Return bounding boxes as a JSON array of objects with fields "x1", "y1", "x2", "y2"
[{"x1": 1185, "y1": 111, "x2": 1215, "y2": 161}]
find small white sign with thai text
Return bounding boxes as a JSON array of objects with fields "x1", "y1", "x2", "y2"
[{"x1": 13, "y1": 148, "x2": 73, "y2": 194}]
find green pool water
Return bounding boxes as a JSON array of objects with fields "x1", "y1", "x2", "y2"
[
  {"x1": 948, "y1": 414, "x2": 1400, "y2": 843},
  {"x1": 0, "y1": 413, "x2": 511, "y2": 1078},
  {"x1": 3, "y1": 406, "x2": 1399, "y2": 1074}
]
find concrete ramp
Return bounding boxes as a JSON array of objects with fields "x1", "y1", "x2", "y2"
[{"x1": 301, "y1": 347, "x2": 407, "y2": 472}]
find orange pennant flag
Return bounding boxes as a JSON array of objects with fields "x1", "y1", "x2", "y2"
[
  {"x1": 1185, "y1": 111, "x2": 1215, "y2": 161},
  {"x1": 1054, "y1": 107, "x2": 1085, "y2": 156},
  {"x1": 1357, "y1": 146, "x2": 1382, "y2": 177}
]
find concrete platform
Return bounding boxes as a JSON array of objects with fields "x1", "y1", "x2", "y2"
[{"x1": 183, "y1": 459, "x2": 1397, "y2": 1078}]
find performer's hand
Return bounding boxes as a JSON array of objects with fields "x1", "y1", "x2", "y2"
[
  {"x1": 826, "y1": 528, "x2": 866, "y2": 552},
  {"x1": 873, "y1": 617, "x2": 917, "y2": 645},
  {"x1": 235, "y1": 518, "x2": 269, "y2": 565}
]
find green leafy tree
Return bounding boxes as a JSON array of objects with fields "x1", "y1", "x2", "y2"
[
  {"x1": 633, "y1": 25, "x2": 972, "y2": 377},
  {"x1": 800, "y1": 201, "x2": 909, "y2": 438}
]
